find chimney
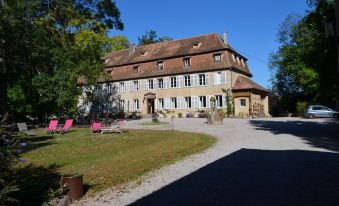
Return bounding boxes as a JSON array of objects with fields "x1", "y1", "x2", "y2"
[
  {"x1": 223, "y1": 32, "x2": 228, "y2": 45},
  {"x1": 128, "y1": 43, "x2": 136, "y2": 55}
]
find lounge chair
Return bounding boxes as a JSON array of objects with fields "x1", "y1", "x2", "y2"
[
  {"x1": 17, "y1": 122, "x2": 37, "y2": 136},
  {"x1": 58, "y1": 119, "x2": 73, "y2": 134},
  {"x1": 100, "y1": 120, "x2": 126, "y2": 134},
  {"x1": 91, "y1": 122, "x2": 102, "y2": 133},
  {"x1": 46, "y1": 120, "x2": 58, "y2": 134}
]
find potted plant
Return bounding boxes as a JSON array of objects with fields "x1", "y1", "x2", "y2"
[{"x1": 62, "y1": 169, "x2": 84, "y2": 201}]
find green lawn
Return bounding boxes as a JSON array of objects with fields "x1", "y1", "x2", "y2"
[{"x1": 18, "y1": 128, "x2": 216, "y2": 194}]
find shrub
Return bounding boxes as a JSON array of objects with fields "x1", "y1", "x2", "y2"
[
  {"x1": 178, "y1": 113, "x2": 183, "y2": 118},
  {"x1": 296, "y1": 101, "x2": 307, "y2": 117},
  {"x1": 152, "y1": 113, "x2": 160, "y2": 123}
]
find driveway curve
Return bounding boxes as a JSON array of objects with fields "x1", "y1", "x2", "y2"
[{"x1": 76, "y1": 117, "x2": 339, "y2": 206}]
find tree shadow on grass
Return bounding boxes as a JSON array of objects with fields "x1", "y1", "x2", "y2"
[
  {"x1": 11, "y1": 164, "x2": 61, "y2": 206},
  {"x1": 130, "y1": 149, "x2": 339, "y2": 206},
  {"x1": 249, "y1": 119, "x2": 339, "y2": 152},
  {"x1": 20, "y1": 135, "x2": 55, "y2": 154}
]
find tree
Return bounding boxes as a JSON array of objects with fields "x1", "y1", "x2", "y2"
[
  {"x1": 0, "y1": 0, "x2": 124, "y2": 119},
  {"x1": 269, "y1": 0, "x2": 337, "y2": 113},
  {"x1": 138, "y1": 29, "x2": 173, "y2": 46},
  {"x1": 110, "y1": 36, "x2": 129, "y2": 51}
]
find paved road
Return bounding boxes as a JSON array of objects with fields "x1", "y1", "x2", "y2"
[{"x1": 77, "y1": 117, "x2": 339, "y2": 206}]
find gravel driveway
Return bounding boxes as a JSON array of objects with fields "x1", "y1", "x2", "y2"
[{"x1": 76, "y1": 117, "x2": 339, "y2": 206}]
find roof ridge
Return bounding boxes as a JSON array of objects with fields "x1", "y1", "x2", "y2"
[{"x1": 104, "y1": 33, "x2": 221, "y2": 57}]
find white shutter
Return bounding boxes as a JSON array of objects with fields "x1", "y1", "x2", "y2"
[
  {"x1": 222, "y1": 94, "x2": 227, "y2": 108},
  {"x1": 129, "y1": 100, "x2": 134, "y2": 111},
  {"x1": 192, "y1": 96, "x2": 198, "y2": 108},
  {"x1": 154, "y1": 98, "x2": 157, "y2": 111},
  {"x1": 129, "y1": 81, "x2": 133, "y2": 91},
  {"x1": 163, "y1": 77, "x2": 168, "y2": 89},
  {"x1": 165, "y1": 98, "x2": 170, "y2": 109},
  {"x1": 124, "y1": 101, "x2": 128, "y2": 111},
  {"x1": 177, "y1": 97, "x2": 183, "y2": 109},
  {"x1": 144, "y1": 80, "x2": 148, "y2": 90},
  {"x1": 125, "y1": 81, "x2": 129, "y2": 92},
  {"x1": 205, "y1": 73, "x2": 209, "y2": 86},
  {"x1": 153, "y1": 79, "x2": 157, "y2": 90},
  {"x1": 177, "y1": 76, "x2": 182, "y2": 88},
  {"x1": 213, "y1": 73, "x2": 217, "y2": 85},
  {"x1": 222, "y1": 71, "x2": 226, "y2": 84},
  {"x1": 139, "y1": 99, "x2": 142, "y2": 111},
  {"x1": 206, "y1": 96, "x2": 211, "y2": 108}
]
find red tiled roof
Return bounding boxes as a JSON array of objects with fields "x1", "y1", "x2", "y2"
[
  {"x1": 103, "y1": 33, "x2": 237, "y2": 67},
  {"x1": 232, "y1": 75, "x2": 268, "y2": 92}
]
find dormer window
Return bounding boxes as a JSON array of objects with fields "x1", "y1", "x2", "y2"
[
  {"x1": 140, "y1": 51, "x2": 148, "y2": 56},
  {"x1": 213, "y1": 53, "x2": 221, "y2": 63},
  {"x1": 232, "y1": 53, "x2": 236, "y2": 62},
  {"x1": 133, "y1": 65, "x2": 139, "y2": 73},
  {"x1": 192, "y1": 41, "x2": 201, "y2": 48},
  {"x1": 157, "y1": 61, "x2": 164, "y2": 70},
  {"x1": 183, "y1": 57, "x2": 191, "y2": 68}
]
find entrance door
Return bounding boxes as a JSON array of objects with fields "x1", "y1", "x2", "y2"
[{"x1": 147, "y1": 99, "x2": 155, "y2": 114}]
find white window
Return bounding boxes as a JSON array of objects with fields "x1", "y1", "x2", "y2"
[
  {"x1": 183, "y1": 57, "x2": 191, "y2": 68},
  {"x1": 158, "y1": 98, "x2": 164, "y2": 109},
  {"x1": 119, "y1": 82, "x2": 126, "y2": 92},
  {"x1": 157, "y1": 61, "x2": 164, "y2": 70},
  {"x1": 133, "y1": 81, "x2": 140, "y2": 91},
  {"x1": 216, "y1": 95, "x2": 223, "y2": 107},
  {"x1": 240, "y1": 99, "x2": 246, "y2": 107},
  {"x1": 134, "y1": 99, "x2": 141, "y2": 110},
  {"x1": 119, "y1": 100, "x2": 124, "y2": 110},
  {"x1": 171, "y1": 97, "x2": 177, "y2": 109},
  {"x1": 184, "y1": 76, "x2": 191, "y2": 87},
  {"x1": 215, "y1": 72, "x2": 222, "y2": 85},
  {"x1": 214, "y1": 53, "x2": 221, "y2": 63},
  {"x1": 185, "y1": 97, "x2": 192, "y2": 108},
  {"x1": 106, "y1": 84, "x2": 112, "y2": 94},
  {"x1": 170, "y1": 77, "x2": 177, "y2": 88},
  {"x1": 199, "y1": 96, "x2": 207, "y2": 108},
  {"x1": 158, "y1": 78, "x2": 164, "y2": 89},
  {"x1": 199, "y1": 74, "x2": 206, "y2": 86},
  {"x1": 148, "y1": 79, "x2": 154, "y2": 90}
]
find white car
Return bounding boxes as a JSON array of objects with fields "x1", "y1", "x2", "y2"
[{"x1": 304, "y1": 105, "x2": 339, "y2": 118}]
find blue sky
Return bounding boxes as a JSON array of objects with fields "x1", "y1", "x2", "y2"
[{"x1": 110, "y1": 0, "x2": 309, "y2": 88}]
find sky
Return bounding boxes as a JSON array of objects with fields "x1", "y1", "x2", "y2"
[{"x1": 110, "y1": 0, "x2": 309, "y2": 89}]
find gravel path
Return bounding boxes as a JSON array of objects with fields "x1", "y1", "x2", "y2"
[{"x1": 75, "y1": 117, "x2": 339, "y2": 206}]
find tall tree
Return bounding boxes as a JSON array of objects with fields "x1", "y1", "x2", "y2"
[
  {"x1": 138, "y1": 29, "x2": 173, "y2": 46},
  {"x1": 269, "y1": 0, "x2": 337, "y2": 112},
  {"x1": 0, "y1": 0, "x2": 124, "y2": 119},
  {"x1": 110, "y1": 36, "x2": 129, "y2": 51}
]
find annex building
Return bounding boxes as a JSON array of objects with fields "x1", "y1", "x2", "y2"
[{"x1": 78, "y1": 33, "x2": 269, "y2": 118}]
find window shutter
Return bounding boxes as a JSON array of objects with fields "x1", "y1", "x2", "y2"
[
  {"x1": 129, "y1": 100, "x2": 134, "y2": 111},
  {"x1": 205, "y1": 73, "x2": 209, "y2": 86},
  {"x1": 192, "y1": 96, "x2": 198, "y2": 108},
  {"x1": 206, "y1": 96, "x2": 211, "y2": 108},
  {"x1": 163, "y1": 77, "x2": 168, "y2": 89},
  {"x1": 125, "y1": 82, "x2": 129, "y2": 92},
  {"x1": 222, "y1": 94, "x2": 227, "y2": 108},
  {"x1": 139, "y1": 99, "x2": 142, "y2": 111},
  {"x1": 154, "y1": 98, "x2": 157, "y2": 110},
  {"x1": 177, "y1": 76, "x2": 183, "y2": 88},
  {"x1": 165, "y1": 98, "x2": 170, "y2": 109},
  {"x1": 177, "y1": 97, "x2": 183, "y2": 109},
  {"x1": 192, "y1": 75, "x2": 198, "y2": 87},
  {"x1": 153, "y1": 79, "x2": 157, "y2": 90},
  {"x1": 213, "y1": 73, "x2": 218, "y2": 85},
  {"x1": 144, "y1": 80, "x2": 148, "y2": 90},
  {"x1": 124, "y1": 101, "x2": 128, "y2": 111},
  {"x1": 222, "y1": 71, "x2": 226, "y2": 84},
  {"x1": 129, "y1": 81, "x2": 133, "y2": 91}
]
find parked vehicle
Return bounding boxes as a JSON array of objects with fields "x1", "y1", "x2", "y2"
[{"x1": 304, "y1": 105, "x2": 339, "y2": 118}]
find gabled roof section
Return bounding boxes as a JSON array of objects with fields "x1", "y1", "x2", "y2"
[
  {"x1": 103, "y1": 33, "x2": 242, "y2": 67},
  {"x1": 232, "y1": 76, "x2": 268, "y2": 93}
]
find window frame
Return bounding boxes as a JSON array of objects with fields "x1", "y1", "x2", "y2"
[
  {"x1": 158, "y1": 98, "x2": 164, "y2": 109},
  {"x1": 157, "y1": 61, "x2": 164, "y2": 70},
  {"x1": 133, "y1": 80, "x2": 139, "y2": 91},
  {"x1": 170, "y1": 77, "x2": 177, "y2": 88},
  {"x1": 171, "y1": 97, "x2": 177, "y2": 109},
  {"x1": 198, "y1": 74, "x2": 206, "y2": 86},
  {"x1": 184, "y1": 75, "x2": 191, "y2": 87},
  {"x1": 240, "y1": 99, "x2": 246, "y2": 107},
  {"x1": 133, "y1": 65, "x2": 139, "y2": 73},
  {"x1": 185, "y1": 97, "x2": 192, "y2": 108},
  {"x1": 199, "y1": 96, "x2": 207, "y2": 108},
  {"x1": 158, "y1": 78, "x2": 164, "y2": 89},
  {"x1": 183, "y1": 57, "x2": 191, "y2": 68},
  {"x1": 148, "y1": 79, "x2": 154, "y2": 90},
  {"x1": 216, "y1": 95, "x2": 223, "y2": 107},
  {"x1": 213, "y1": 53, "x2": 222, "y2": 63}
]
